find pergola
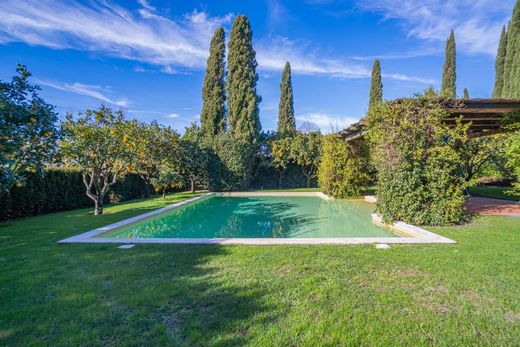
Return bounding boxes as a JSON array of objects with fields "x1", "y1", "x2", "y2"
[{"x1": 340, "y1": 99, "x2": 520, "y2": 142}]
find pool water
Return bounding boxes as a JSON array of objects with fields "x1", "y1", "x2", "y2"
[{"x1": 102, "y1": 196, "x2": 398, "y2": 239}]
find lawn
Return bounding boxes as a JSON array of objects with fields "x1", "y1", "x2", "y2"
[
  {"x1": 1, "y1": 191, "x2": 519, "y2": 345},
  {"x1": 468, "y1": 185, "x2": 519, "y2": 201}
]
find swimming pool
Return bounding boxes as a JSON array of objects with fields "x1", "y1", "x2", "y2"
[
  {"x1": 58, "y1": 192, "x2": 456, "y2": 245},
  {"x1": 102, "y1": 195, "x2": 397, "y2": 239}
]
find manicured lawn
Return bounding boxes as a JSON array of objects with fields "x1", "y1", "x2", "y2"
[
  {"x1": 469, "y1": 185, "x2": 519, "y2": 201},
  {"x1": 1, "y1": 191, "x2": 519, "y2": 345}
]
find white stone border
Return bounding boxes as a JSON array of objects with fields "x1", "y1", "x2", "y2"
[{"x1": 58, "y1": 192, "x2": 455, "y2": 245}]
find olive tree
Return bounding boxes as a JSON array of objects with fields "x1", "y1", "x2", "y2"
[
  {"x1": 60, "y1": 106, "x2": 134, "y2": 215},
  {"x1": 150, "y1": 163, "x2": 185, "y2": 199},
  {"x1": 270, "y1": 136, "x2": 292, "y2": 188},
  {"x1": 179, "y1": 123, "x2": 208, "y2": 193},
  {"x1": 290, "y1": 132, "x2": 322, "y2": 188}
]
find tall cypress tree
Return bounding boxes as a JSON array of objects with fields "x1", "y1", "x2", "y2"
[
  {"x1": 226, "y1": 15, "x2": 261, "y2": 188},
  {"x1": 226, "y1": 15, "x2": 261, "y2": 142},
  {"x1": 463, "y1": 88, "x2": 470, "y2": 99},
  {"x1": 369, "y1": 60, "x2": 383, "y2": 111},
  {"x1": 441, "y1": 30, "x2": 456, "y2": 99},
  {"x1": 504, "y1": 1, "x2": 520, "y2": 98},
  {"x1": 493, "y1": 25, "x2": 508, "y2": 98},
  {"x1": 278, "y1": 62, "x2": 296, "y2": 135},
  {"x1": 201, "y1": 27, "x2": 226, "y2": 136}
]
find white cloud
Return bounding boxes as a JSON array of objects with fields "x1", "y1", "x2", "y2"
[
  {"x1": 167, "y1": 113, "x2": 181, "y2": 118},
  {"x1": 296, "y1": 113, "x2": 359, "y2": 133},
  {"x1": 137, "y1": 0, "x2": 156, "y2": 12},
  {"x1": 256, "y1": 36, "x2": 435, "y2": 83},
  {"x1": 37, "y1": 80, "x2": 130, "y2": 107},
  {"x1": 0, "y1": 0, "x2": 232, "y2": 70},
  {"x1": 357, "y1": 0, "x2": 513, "y2": 55}
]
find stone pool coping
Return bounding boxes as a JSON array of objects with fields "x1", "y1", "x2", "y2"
[{"x1": 58, "y1": 192, "x2": 456, "y2": 245}]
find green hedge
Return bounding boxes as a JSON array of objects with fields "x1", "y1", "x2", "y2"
[
  {"x1": 0, "y1": 167, "x2": 149, "y2": 220},
  {"x1": 368, "y1": 98, "x2": 467, "y2": 226}
]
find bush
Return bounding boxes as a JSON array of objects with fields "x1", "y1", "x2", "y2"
[
  {"x1": 318, "y1": 134, "x2": 370, "y2": 198},
  {"x1": 368, "y1": 98, "x2": 467, "y2": 225},
  {"x1": 0, "y1": 167, "x2": 149, "y2": 220}
]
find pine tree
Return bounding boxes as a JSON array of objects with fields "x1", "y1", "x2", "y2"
[
  {"x1": 441, "y1": 30, "x2": 457, "y2": 99},
  {"x1": 504, "y1": 1, "x2": 520, "y2": 98},
  {"x1": 463, "y1": 88, "x2": 470, "y2": 99},
  {"x1": 225, "y1": 15, "x2": 261, "y2": 188},
  {"x1": 226, "y1": 15, "x2": 261, "y2": 142},
  {"x1": 277, "y1": 62, "x2": 296, "y2": 135},
  {"x1": 369, "y1": 60, "x2": 383, "y2": 111},
  {"x1": 493, "y1": 25, "x2": 508, "y2": 98},
  {"x1": 201, "y1": 27, "x2": 226, "y2": 136}
]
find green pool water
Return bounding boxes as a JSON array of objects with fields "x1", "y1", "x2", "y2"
[{"x1": 102, "y1": 196, "x2": 398, "y2": 239}]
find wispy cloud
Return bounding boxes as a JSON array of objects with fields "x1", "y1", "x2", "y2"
[
  {"x1": 167, "y1": 113, "x2": 180, "y2": 118},
  {"x1": 37, "y1": 80, "x2": 130, "y2": 107},
  {"x1": 0, "y1": 0, "x2": 232, "y2": 70},
  {"x1": 296, "y1": 113, "x2": 359, "y2": 133},
  {"x1": 257, "y1": 36, "x2": 435, "y2": 83},
  {"x1": 357, "y1": 0, "x2": 513, "y2": 55}
]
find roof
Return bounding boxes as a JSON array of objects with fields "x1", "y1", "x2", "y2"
[{"x1": 339, "y1": 98, "x2": 520, "y2": 141}]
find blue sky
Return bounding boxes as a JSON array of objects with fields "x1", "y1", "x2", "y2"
[{"x1": 0, "y1": 0, "x2": 514, "y2": 133}]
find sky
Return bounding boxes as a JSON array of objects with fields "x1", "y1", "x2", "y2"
[{"x1": 0, "y1": 0, "x2": 515, "y2": 133}]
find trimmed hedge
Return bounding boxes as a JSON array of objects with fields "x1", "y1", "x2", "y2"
[
  {"x1": 0, "y1": 167, "x2": 149, "y2": 220},
  {"x1": 368, "y1": 98, "x2": 467, "y2": 226}
]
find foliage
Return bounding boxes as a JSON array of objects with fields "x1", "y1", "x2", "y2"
[
  {"x1": 368, "y1": 97, "x2": 467, "y2": 225},
  {"x1": 0, "y1": 167, "x2": 149, "y2": 220},
  {"x1": 290, "y1": 132, "x2": 322, "y2": 188},
  {"x1": 493, "y1": 25, "x2": 508, "y2": 98},
  {"x1": 277, "y1": 62, "x2": 296, "y2": 135},
  {"x1": 441, "y1": 31, "x2": 456, "y2": 99},
  {"x1": 506, "y1": 131, "x2": 520, "y2": 195},
  {"x1": 129, "y1": 120, "x2": 180, "y2": 197},
  {"x1": 201, "y1": 27, "x2": 226, "y2": 137},
  {"x1": 150, "y1": 163, "x2": 185, "y2": 199},
  {"x1": 503, "y1": 0, "x2": 520, "y2": 98},
  {"x1": 369, "y1": 59, "x2": 382, "y2": 112},
  {"x1": 463, "y1": 88, "x2": 469, "y2": 99},
  {"x1": 226, "y1": 15, "x2": 261, "y2": 188},
  {"x1": 0, "y1": 64, "x2": 59, "y2": 195},
  {"x1": 60, "y1": 106, "x2": 134, "y2": 215},
  {"x1": 318, "y1": 134, "x2": 370, "y2": 198},
  {"x1": 270, "y1": 136, "x2": 292, "y2": 188},
  {"x1": 179, "y1": 123, "x2": 208, "y2": 193}
]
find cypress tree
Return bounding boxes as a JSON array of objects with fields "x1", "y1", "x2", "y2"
[
  {"x1": 201, "y1": 27, "x2": 226, "y2": 136},
  {"x1": 493, "y1": 25, "x2": 508, "y2": 98},
  {"x1": 504, "y1": 1, "x2": 520, "y2": 98},
  {"x1": 226, "y1": 15, "x2": 261, "y2": 142},
  {"x1": 277, "y1": 62, "x2": 296, "y2": 135},
  {"x1": 463, "y1": 88, "x2": 470, "y2": 99},
  {"x1": 368, "y1": 59, "x2": 383, "y2": 111},
  {"x1": 441, "y1": 31, "x2": 457, "y2": 99},
  {"x1": 225, "y1": 15, "x2": 261, "y2": 188}
]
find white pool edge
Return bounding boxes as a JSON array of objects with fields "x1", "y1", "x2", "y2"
[{"x1": 58, "y1": 192, "x2": 456, "y2": 245}]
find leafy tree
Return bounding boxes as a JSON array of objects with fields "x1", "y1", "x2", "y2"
[
  {"x1": 441, "y1": 30, "x2": 457, "y2": 99},
  {"x1": 278, "y1": 62, "x2": 296, "y2": 135},
  {"x1": 0, "y1": 65, "x2": 58, "y2": 195},
  {"x1": 318, "y1": 134, "x2": 369, "y2": 198},
  {"x1": 270, "y1": 136, "x2": 292, "y2": 188},
  {"x1": 493, "y1": 25, "x2": 508, "y2": 98},
  {"x1": 463, "y1": 88, "x2": 470, "y2": 99},
  {"x1": 226, "y1": 15, "x2": 261, "y2": 188},
  {"x1": 179, "y1": 123, "x2": 208, "y2": 193},
  {"x1": 60, "y1": 106, "x2": 134, "y2": 215},
  {"x1": 503, "y1": 0, "x2": 520, "y2": 98},
  {"x1": 129, "y1": 121, "x2": 180, "y2": 197},
  {"x1": 506, "y1": 131, "x2": 520, "y2": 195},
  {"x1": 151, "y1": 164, "x2": 184, "y2": 199},
  {"x1": 369, "y1": 59, "x2": 383, "y2": 112},
  {"x1": 290, "y1": 132, "x2": 322, "y2": 188},
  {"x1": 201, "y1": 27, "x2": 226, "y2": 137}
]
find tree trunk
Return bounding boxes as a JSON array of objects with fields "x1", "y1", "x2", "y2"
[
  {"x1": 163, "y1": 188, "x2": 166, "y2": 199},
  {"x1": 94, "y1": 197, "x2": 104, "y2": 215},
  {"x1": 306, "y1": 175, "x2": 311, "y2": 188},
  {"x1": 191, "y1": 178, "x2": 195, "y2": 193}
]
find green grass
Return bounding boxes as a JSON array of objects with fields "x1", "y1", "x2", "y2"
[
  {"x1": 1, "y1": 191, "x2": 519, "y2": 345},
  {"x1": 468, "y1": 186, "x2": 519, "y2": 201}
]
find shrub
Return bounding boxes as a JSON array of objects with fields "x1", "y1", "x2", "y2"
[
  {"x1": 318, "y1": 134, "x2": 370, "y2": 198},
  {"x1": 368, "y1": 97, "x2": 467, "y2": 225}
]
